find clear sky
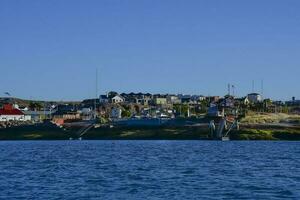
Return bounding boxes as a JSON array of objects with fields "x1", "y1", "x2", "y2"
[{"x1": 0, "y1": 0, "x2": 299, "y2": 101}]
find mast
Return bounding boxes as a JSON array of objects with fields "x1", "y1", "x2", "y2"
[{"x1": 94, "y1": 68, "x2": 98, "y2": 119}]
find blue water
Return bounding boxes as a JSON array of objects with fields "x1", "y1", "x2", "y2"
[{"x1": 0, "y1": 141, "x2": 299, "y2": 200}]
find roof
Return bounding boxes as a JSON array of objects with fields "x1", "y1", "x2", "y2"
[
  {"x1": 248, "y1": 93, "x2": 261, "y2": 96},
  {"x1": 0, "y1": 105, "x2": 24, "y2": 116},
  {"x1": 100, "y1": 95, "x2": 108, "y2": 99},
  {"x1": 112, "y1": 95, "x2": 125, "y2": 99}
]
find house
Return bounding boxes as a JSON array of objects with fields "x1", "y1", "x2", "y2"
[
  {"x1": 247, "y1": 93, "x2": 263, "y2": 103},
  {"x1": 207, "y1": 104, "x2": 222, "y2": 117},
  {"x1": 121, "y1": 93, "x2": 152, "y2": 105},
  {"x1": 220, "y1": 96, "x2": 235, "y2": 108},
  {"x1": 134, "y1": 95, "x2": 152, "y2": 105},
  {"x1": 189, "y1": 95, "x2": 205, "y2": 103},
  {"x1": 111, "y1": 107, "x2": 122, "y2": 119},
  {"x1": 167, "y1": 95, "x2": 181, "y2": 104},
  {"x1": 52, "y1": 104, "x2": 80, "y2": 121},
  {"x1": 99, "y1": 95, "x2": 109, "y2": 104},
  {"x1": 111, "y1": 95, "x2": 125, "y2": 104},
  {"x1": 180, "y1": 95, "x2": 192, "y2": 104},
  {"x1": 154, "y1": 96, "x2": 167, "y2": 105},
  {"x1": 0, "y1": 104, "x2": 31, "y2": 122},
  {"x1": 285, "y1": 97, "x2": 300, "y2": 106},
  {"x1": 206, "y1": 96, "x2": 220, "y2": 104},
  {"x1": 80, "y1": 108, "x2": 94, "y2": 120},
  {"x1": 23, "y1": 110, "x2": 52, "y2": 122}
]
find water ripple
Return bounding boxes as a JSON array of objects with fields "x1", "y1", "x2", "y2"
[{"x1": 0, "y1": 141, "x2": 299, "y2": 199}]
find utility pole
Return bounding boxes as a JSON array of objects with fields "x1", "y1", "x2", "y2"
[
  {"x1": 261, "y1": 79, "x2": 264, "y2": 99},
  {"x1": 94, "y1": 68, "x2": 98, "y2": 119},
  {"x1": 232, "y1": 85, "x2": 235, "y2": 97},
  {"x1": 228, "y1": 83, "x2": 231, "y2": 96}
]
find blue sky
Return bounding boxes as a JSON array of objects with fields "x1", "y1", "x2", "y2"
[{"x1": 0, "y1": 0, "x2": 299, "y2": 101}]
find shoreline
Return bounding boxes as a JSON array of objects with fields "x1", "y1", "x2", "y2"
[{"x1": 0, "y1": 123, "x2": 299, "y2": 141}]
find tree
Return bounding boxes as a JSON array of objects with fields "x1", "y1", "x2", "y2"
[
  {"x1": 29, "y1": 102, "x2": 43, "y2": 111},
  {"x1": 122, "y1": 110, "x2": 131, "y2": 118}
]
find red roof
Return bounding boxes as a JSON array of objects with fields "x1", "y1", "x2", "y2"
[{"x1": 0, "y1": 104, "x2": 24, "y2": 116}]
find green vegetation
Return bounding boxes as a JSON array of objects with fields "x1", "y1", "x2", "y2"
[
  {"x1": 240, "y1": 112, "x2": 300, "y2": 124},
  {"x1": 0, "y1": 120, "x2": 299, "y2": 141},
  {"x1": 0, "y1": 124, "x2": 72, "y2": 140},
  {"x1": 230, "y1": 128, "x2": 300, "y2": 140}
]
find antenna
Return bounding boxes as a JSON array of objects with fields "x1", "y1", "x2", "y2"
[
  {"x1": 261, "y1": 79, "x2": 264, "y2": 97},
  {"x1": 232, "y1": 85, "x2": 235, "y2": 97}
]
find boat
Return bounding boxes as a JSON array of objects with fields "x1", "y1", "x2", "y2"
[{"x1": 221, "y1": 136, "x2": 230, "y2": 141}]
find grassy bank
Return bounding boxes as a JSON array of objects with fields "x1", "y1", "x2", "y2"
[
  {"x1": 0, "y1": 123, "x2": 300, "y2": 140},
  {"x1": 231, "y1": 128, "x2": 300, "y2": 140},
  {"x1": 241, "y1": 112, "x2": 300, "y2": 124},
  {"x1": 0, "y1": 124, "x2": 72, "y2": 140}
]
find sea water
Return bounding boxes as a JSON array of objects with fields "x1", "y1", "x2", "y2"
[{"x1": 0, "y1": 141, "x2": 299, "y2": 199}]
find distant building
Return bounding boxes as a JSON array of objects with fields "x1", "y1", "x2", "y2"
[
  {"x1": 0, "y1": 104, "x2": 31, "y2": 122},
  {"x1": 286, "y1": 97, "x2": 300, "y2": 106},
  {"x1": 235, "y1": 97, "x2": 250, "y2": 106},
  {"x1": 23, "y1": 110, "x2": 52, "y2": 122},
  {"x1": 206, "y1": 96, "x2": 220, "y2": 104},
  {"x1": 167, "y1": 95, "x2": 181, "y2": 104},
  {"x1": 220, "y1": 96, "x2": 235, "y2": 108},
  {"x1": 111, "y1": 107, "x2": 122, "y2": 119},
  {"x1": 180, "y1": 95, "x2": 192, "y2": 104},
  {"x1": 111, "y1": 95, "x2": 125, "y2": 104},
  {"x1": 207, "y1": 104, "x2": 222, "y2": 117},
  {"x1": 191, "y1": 95, "x2": 206, "y2": 102},
  {"x1": 99, "y1": 95, "x2": 109, "y2": 104},
  {"x1": 80, "y1": 108, "x2": 93, "y2": 120},
  {"x1": 247, "y1": 93, "x2": 263, "y2": 103},
  {"x1": 121, "y1": 93, "x2": 152, "y2": 105},
  {"x1": 52, "y1": 104, "x2": 80, "y2": 121},
  {"x1": 154, "y1": 97, "x2": 167, "y2": 105}
]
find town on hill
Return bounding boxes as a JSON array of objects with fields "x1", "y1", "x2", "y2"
[
  {"x1": 0, "y1": 92, "x2": 299, "y2": 124},
  {"x1": 0, "y1": 91, "x2": 299, "y2": 140}
]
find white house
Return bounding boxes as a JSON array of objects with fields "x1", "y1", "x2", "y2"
[
  {"x1": 247, "y1": 93, "x2": 263, "y2": 103},
  {"x1": 0, "y1": 104, "x2": 31, "y2": 122},
  {"x1": 111, "y1": 95, "x2": 125, "y2": 104}
]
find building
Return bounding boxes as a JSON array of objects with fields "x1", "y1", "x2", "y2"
[
  {"x1": 286, "y1": 97, "x2": 300, "y2": 106},
  {"x1": 220, "y1": 96, "x2": 235, "y2": 108},
  {"x1": 111, "y1": 107, "x2": 122, "y2": 119},
  {"x1": 247, "y1": 93, "x2": 263, "y2": 103},
  {"x1": 23, "y1": 110, "x2": 52, "y2": 122},
  {"x1": 154, "y1": 97, "x2": 167, "y2": 105},
  {"x1": 99, "y1": 95, "x2": 109, "y2": 104},
  {"x1": 206, "y1": 96, "x2": 220, "y2": 104},
  {"x1": 235, "y1": 97, "x2": 250, "y2": 107},
  {"x1": 111, "y1": 95, "x2": 125, "y2": 104},
  {"x1": 80, "y1": 108, "x2": 94, "y2": 120},
  {"x1": 180, "y1": 95, "x2": 192, "y2": 104},
  {"x1": 191, "y1": 95, "x2": 206, "y2": 103},
  {"x1": 167, "y1": 95, "x2": 181, "y2": 104},
  {"x1": 0, "y1": 104, "x2": 31, "y2": 122},
  {"x1": 121, "y1": 93, "x2": 152, "y2": 105},
  {"x1": 207, "y1": 105, "x2": 222, "y2": 117}
]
